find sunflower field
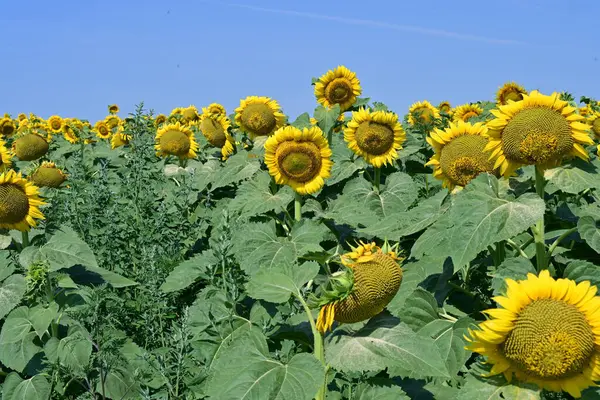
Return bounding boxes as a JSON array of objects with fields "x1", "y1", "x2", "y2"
[{"x1": 2, "y1": 67, "x2": 600, "y2": 400}]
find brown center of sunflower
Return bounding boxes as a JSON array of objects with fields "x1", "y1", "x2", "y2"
[
  {"x1": 182, "y1": 108, "x2": 198, "y2": 122},
  {"x1": 0, "y1": 184, "x2": 29, "y2": 224},
  {"x1": 502, "y1": 298, "x2": 595, "y2": 379},
  {"x1": 355, "y1": 122, "x2": 395, "y2": 155},
  {"x1": 241, "y1": 104, "x2": 277, "y2": 136},
  {"x1": 1, "y1": 122, "x2": 15, "y2": 136},
  {"x1": 440, "y1": 105, "x2": 451, "y2": 113},
  {"x1": 462, "y1": 111, "x2": 479, "y2": 121},
  {"x1": 503, "y1": 90, "x2": 524, "y2": 104},
  {"x1": 200, "y1": 118, "x2": 226, "y2": 147},
  {"x1": 440, "y1": 135, "x2": 493, "y2": 187},
  {"x1": 414, "y1": 107, "x2": 434, "y2": 124},
  {"x1": 32, "y1": 167, "x2": 66, "y2": 188},
  {"x1": 275, "y1": 141, "x2": 322, "y2": 182},
  {"x1": 159, "y1": 129, "x2": 191, "y2": 156},
  {"x1": 13, "y1": 134, "x2": 49, "y2": 161},
  {"x1": 325, "y1": 78, "x2": 353, "y2": 104},
  {"x1": 50, "y1": 120, "x2": 62, "y2": 130},
  {"x1": 156, "y1": 116, "x2": 166, "y2": 125},
  {"x1": 502, "y1": 107, "x2": 573, "y2": 165},
  {"x1": 592, "y1": 119, "x2": 600, "y2": 136},
  {"x1": 98, "y1": 125, "x2": 109, "y2": 136}
]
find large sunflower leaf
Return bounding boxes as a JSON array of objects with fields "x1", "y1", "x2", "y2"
[
  {"x1": 0, "y1": 251, "x2": 15, "y2": 282},
  {"x1": 2, "y1": 373, "x2": 51, "y2": 400},
  {"x1": 227, "y1": 172, "x2": 294, "y2": 220},
  {"x1": 205, "y1": 329, "x2": 325, "y2": 400},
  {"x1": 564, "y1": 260, "x2": 600, "y2": 286},
  {"x1": 578, "y1": 216, "x2": 600, "y2": 254},
  {"x1": 314, "y1": 104, "x2": 341, "y2": 136},
  {"x1": 545, "y1": 158, "x2": 600, "y2": 195},
  {"x1": 326, "y1": 134, "x2": 366, "y2": 187},
  {"x1": 191, "y1": 159, "x2": 220, "y2": 192},
  {"x1": 0, "y1": 274, "x2": 26, "y2": 320},
  {"x1": 354, "y1": 384, "x2": 410, "y2": 400},
  {"x1": 160, "y1": 251, "x2": 215, "y2": 293},
  {"x1": 246, "y1": 261, "x2": 319, "y2": 303},
  {"x1": 326, "y1": 314, "x2": 449, "y2": 379},
  {"x1": 40, "y1": 225, "x2": 98, "y2": 271},
  {"x1": 0, "y1": 307, "x2": 41, "y2": 373},
  {"x1": 490, "y1": 257, "x2": 536, "y2": 296},
  {"x1": 411, "y1": 174, "x2": 545, "y2": 267},
  {"x1": 210, "y1": 151, "x2": 261, "y2": 191},
  {"x1": 454, "y1": 374, "x2": 540, "y2": 400}
]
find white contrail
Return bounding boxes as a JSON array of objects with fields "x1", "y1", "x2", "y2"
[{"x1": 215, "y1": 2, "x2": 527, "y2": 45}]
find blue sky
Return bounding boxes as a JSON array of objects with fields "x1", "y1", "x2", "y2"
[{"x1": 1, "y1": 0, "x2": 598, "y2": 122}]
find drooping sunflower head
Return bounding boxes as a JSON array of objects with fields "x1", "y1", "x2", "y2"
[
  {"x1": 155, "y1": 114, "x2": 167, "y2": 127},
  {"x1": 344, "y1": 108, "x2": 406, "y2": 167},
  {"x1": 408, "y1": 101, "x2": 440, "y2": 126},
  {"x1": 155, "y1": 122, "x2": 198, "y2": 159},
  {"x1": 484, "y1": 90, "x2": 594, "y2": 176},
  {"x1": 17, "y1": 113, "x2": 27, "y2": 122},
  {"x1": 181, "y1": 105, "x2": 199, "y2": 123},
  {"x1": 94, "y1": 121, "x2": 112, "y2": 140},
  {"x1": 220, "y1": 134, "x2": 236, "y2": 161},
  {"x1": 314, "y1": 65, "x2": 362, "y2": 112},
  {"x1": 104, "y1": 115, "x2": 121, "y2": 129},
  {"x1": 438, "y1": 101, "x2": 453, "y2": 115},
  {"x1": 110, "y1": 131, "x2": 132, "y2": 149},
  {"x1": 199, "y1": 113, "x2": 232, "y2": 148},
  {"x1": 12, "y1": 133, "x2": 50, "y2": 161},
  {"x1": 46, "y1": 115, "x2": 64, "y2": 133},
  {"x1": 0, "y1": 117, "x2": 16, "y2": 137},
  {"x1": 315, "y1": 252, "x2": 403, "y2": 333},
  {"x1": 425, "y1": 121, "x2": 496, "y2": 190},
  {"x1": 453, "y1": 103, "x2": 484, "y2": 122},
  {"x1": 496, "y1": 82, "x2": 528, "y2": 105},
  {"x1": 340, "y1": 239, "x2": 402, "y2": 266},
  {"x1": 264, "y1": 125, "x2": 332, "y2": 195},
  {"x1": 234, "y1": 96, "x2": 286, "y2": 139},
  {"x1": 465, "y1": 270, "x2": 600, "y2": 398},
  {"x1": 0, "y1": 138, "x2": 13, "y2": 173},
  {"x1": 62, "y1": 124, "x2": 79, "y2": 144},
  {"x1": 587, "y1": 112, "x2": 600, "y2": 139},
  {"x1": 31, "y1": 161, "x2": 67, "y2": 188},
  {"x1": 108, "y1": 104, "x2": 119, "y2": 114},
  {"x1": 0, "y1": 170, "x2": 45, "y2": 232},
  {"x1": 202, "y1": 103, "x2": 226, "y2": 117}
]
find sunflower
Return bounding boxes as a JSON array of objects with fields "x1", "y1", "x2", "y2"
[
  {"x1": 94, "y1": 121, "x2": 112, "y2": 140},
  {"x1": 17, "y1": 113, "x2": 27, "y2": 122},
  {"x1": 340, "y1": 240, "x2": 400, "y2": 266},
  {"x1": 453, "y1": 103, "x2": 484, "y2": 122},
  {"x1": 62, "y1": 124, "x2": 79, "y2": 144},
  {"x1": 0, "y1": 118, "x2": 16, "y2": 137},
  {"x1": 170, "y1": 107, "x2": 184, "y2": 117},
  {"x1": 579, "y1": 105, "x2": 592, "y2": 117},
  {"x1": 104, "y1": 115, "x2": 121, "y2": 129},
  {"x1": 264, "y1": 125, "x2": 332, "y2": 195},
  {"x1": 31, "y1": 161, "x2": 67, "y2": 188},
  {"x1": 408, "y1": 101, "x2": 440, "y2": 126},
  {"x1": 202, "y1": 103, "x2": 226, "y2": 117},
  {"x1": 110, "y1": 132, "x2": 132, "y2": 149},
  {"x1": 465, "y1": 270, "x2": 600, "y2": 398},
  {"x1": 314, "y1": 66, "x2": 361, "y2": 111},
  {"x1": 199, "y1": 113, "x2": 232, "y2": 148},
  {"x1": 181, "y1": 106, "x2": 199, "y2": 123},
  {"x1": 496, "y1": 82, "x2": 528, "y2": 105},
  {"x1": 0, "y1": 170, "x2": 45, "y2": 231},
  {"x1": 344, "y1": 108, "x2": 406, "y2": 167},
  {"x1": 588, "y1": 112, "x2": 600, "y2": 138},
  {"x1": 484, "y1": 90, "x2": 594, "y2": 176},
  {"x1": 155, "y1": 122, "x2": 198, "y2": 159},
  {"x1": 12, "y1": 133, "x2": 49, "y2": 161},
  {"x1": 46, "y1": 115, "x2": 64, "y2": 134},
  {"x1": 0, "y1": 138, "x2": 13, "y2": 172},
  {"x1": 155, "y1": 114, "x2": 167, "y2": 127},
  {"x1": 234, "y1": 96, "x2": 286, "y2": 139},
  {"x1": 315, "y1": 251, "x2": 403, "y2": 333},
  {"x1": 425, "y1": 121, "x2": 496, "y2": 190},
  {"x1": 221, "y1": 135, "x2": 236, "y2": 161},
  {"x1": 108, "y1": 104, "x2": 119, "y2": 114},
  {"x1": 438, "y1": 101, "x2": 453, "y2": 115}
]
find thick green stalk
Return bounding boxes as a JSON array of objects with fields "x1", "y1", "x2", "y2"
[
  {"x1": 296, "y1": 292, "x2": 326, "y2": 400},
  {"x1": 294, "y1": 192, "x2": 302, "y2": 221},
  {"x1": 533, "y1": 166, "x2": 547, "y2": 271},
  {"x1": 21, "y1": 231, "x2": 29, "y2": 249},
  {"x1": 373, "y1": 167, "x2": 381, "y2": 193}
]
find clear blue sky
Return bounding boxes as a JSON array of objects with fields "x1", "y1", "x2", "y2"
[{"x1": 1, "y1": 0, "x2": 598, "y2": 123}]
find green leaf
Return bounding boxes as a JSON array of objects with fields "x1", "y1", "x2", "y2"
[
  {"x1": 160, "y1": 251, "x2": 215, "y2": 293},
  {"x1": 246, "y1": 261, "x2": 319, "y2": 303},
  {"x1": 399, "y1": 288, "x2": 439, "y2": 332},
  {"x1": 578, "y1": 216, "x2": 600, "y2": 254},
  {"x1": 210, "y1": 151, "x2": 261, "y2": 191},
  {"x1": 54, "y1": 332, "x2": 92, "y2": 372},
  {"x1": 0, "y1": 307, "x2": 41, "y2": 372},
  {"x1": 2, "y1": 373, "x2": 51, "y2": 400},
  {"x1": 354, "y1": 384, "x2": 410, "y2": 400},
  {"x1": 456, "y1": 374, "x2": 540, "y2": 399},
  {"x1": 326, "y1": 314, "x2": 449, "y2": 379},
  {"x1": 191, "y1": 159, "x2": 220, "y2": 192},
  {"x1": 228, "y1": 172, "x2": 294, "y2": 220},
  {"x1": 564, "y1": 260, "x2": 600, "y2": 286},
  {"x1": 205, "y1": 329, "x2": 325, "y2": 400},
  {"x1": 314, "y1": 104, "x2": 341, "y2": 135},
  {"x1": 0, "y1": 274, "x2": 26, "y2": 320},
  {"x1": 490, "y1": 257, "x2": 536, "y2": 296},
  {"x1": 291, "y1": 112, "x2": 312, "y2": 129},
  {"x1": 96, "y1": 368, "x2": 140, "y2": 399},
  {"x1": 40, "y1": 225, "x2": 99, "y2": 271},
  {"x1": 412, "y1": 174, "x2": 545, "y2": 267},
  {"x1": 67, "y1": 264, "x2": 138, "y2": 288},
  {"x1": 326, "y1": 134, "x2": 366, "y2": 187},
  {"x1": 29, "y1": 303, "x2": 59, "y2": 338},
  {"x1": 0, "y1": 251, "x2": 15, "y2": 282},
  {"x1": 0, "y1": 232, "x2": 12, "y2": 250},
  {"x1": 545, "y1": 158, "x2": 600, "y2": 194}
]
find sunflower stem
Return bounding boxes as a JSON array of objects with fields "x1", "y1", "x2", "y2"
[
  {"x1": 21, "y1": 231, "x2": 29, "y2": 249},
  {"x1": 533, "y1": 165, "x2": 547, "y2": 271},
  {"x1": 373, "y1": 167, "x2": 381, "y2": 193},
  {"x1": 327, "y1": 129, "x2": 333, "y2": 146},
  {"x1": 548, "y1": 227, "x2": 578, "y2": 256},
  {"x1": 294, "y1": 192, "x2": 302, "y2": 222}
]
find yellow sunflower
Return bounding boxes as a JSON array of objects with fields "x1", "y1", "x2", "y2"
[
  {"x1": 0, "y1": 138, "x2": 13, "y2": 172},
  {"x1": 340, "y1": 240, "x2": 400, "y2": 266},
  {"x1": 17, "y1": 113, "x2": 27, "y2": 122},
  {"x1": 425, "y1": 121, "x2": 496, "y2": 190},
  {"x1": 344, "y1": 108, "x2": 406, "y2": 167},
  {"x1": 496, "y1": 82, "x2": 528, "y2": 105},
  {"x1": 484, "y1": 90, "x2": 594, "y2": 176},
  {"x1": 264, "y1": 125, "x2": 332, "y2": 195},
  {"x1": 580, "y1": 105, "x2": 592, "y2": 117},
  {"x1": 170, "y1": 107, "x2": 184, "y2": 117},
  {"x1": 155, "y1": 114, "x2": 167, "y2": 127},
  {"x1": 108, "y1": 104, "x2": 119, "y2": 114},
  {"x1": 0, "y1": 118, "x2": 16, "y2": 137},
  {"x1": 438, "y1": 101, "x2": 453, "y2": 115},
  {"x1": 155, "y1": 122, "x2": 198, "y2": 159},
  {"x1": 408, "y1": 101, "x2": 440, "y2": 126},
  {"x1": 0, "y1": 170, "x2": 45, "y2": 231},
  {"x1": 221, "y1": 135, "x2": 236, "y2": 161},
  {"x1": 94, "y1": 121, "x2": 112, "y2": 140},
  {"x1": 62, "y1": 124, "x2": 79, "y2": 144},
  {"x1": 12, "y1": 133, "x2": 49, "y2": 161},
  {"x1": 588, "y1": 112, "x2": 600, "y2": 139},
  {"x1": 46, "y1": 115, "x2": 64, "y2": 134},
  {"x1": 314, "y1": 65, "x2": 362, "y2": 111},
  {"x1": 465, "y1": 270, "x2": 600, "y2": 398},
  {"x1": 202, "y1": 103, "x2": 226, "y2": 117},
  {"x1": 104, "y1": 115, "x2": 121, "y2": 129},
  {"x1": 31, "y1": 161, "x2": 67, "y2": 188},
  {"x1": 234, "y1": 96, "x2": 286, "y2": 139},
  {"x1": 453, "y1": 103, "x2": 484, "y2": 122},
  {"x1": 181, "y1": 105, "x2": 199, "y2": 123},
  {"x1": 199, "y1": 113, "x2": 232, "y2": 148},
  {"x1": 110, "y1": 132, "x2": 132, "y2": 149}
]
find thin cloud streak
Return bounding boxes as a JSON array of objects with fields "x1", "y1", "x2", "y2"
[{"x1": 217, "y1": 2, "x2": 527, "y2": 46}]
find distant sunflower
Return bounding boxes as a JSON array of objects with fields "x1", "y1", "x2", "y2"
[
  {"x1": 199, "y1": 113, "x2": 232, "y2": 148},
  {"x1": 46, "y1": 115, "x2": 64, "y2": 133},
  {"x1": 155, "y1": 122, "x2": 198, "y2": 159},
  {"x1": 202, "y1": 103, "x2": 226, "y2": 117},
  {"x1": 181, "y1": 106, "x2": 199, "y2": 123},
  {"x1": 438, "y1": 101, "x2": 453, "y2": 115},
  {"x1": 62, "y1": 125, "x2": 79, "y2": 144},
  {"x1": 579, "y1": 105, "x2": 592, "y2": 117},
  {"x1": 108, "y1": 104, "x2": 119, "y2": 114},
  {"x1": 264, "y1": 125, "x2": 332, "y2": 195},
  {"x1": 314, "y1": 66, "x2": 361, "y2": 111},
  {"x1": 234, "y1": 96, "x2": 286, "y2": 139},
  {"x1": 426, "y1": 121, "x2": 496, "y2": 190},
  {"x1": 344, "y1": 108, "x2": 406, "y2": 167},
  {"x1": 0, "y1": 170, "x2": 45, "y2": 231},
  {"x1": 496, "y1": 82, "x2": 528, "y2": 105},
  {"x1": 485, "y1": 91, "x2": 594, "y2": 176},
  {"x1": 12, "y1": 133, "x2": 49, "y2": 161},
  {"x1": 31, "y1": 161, "x2": 67, "y2": 188},
  {"x1": 110, "y1": 131, "x2": 132, "y2": 149},
  {"x1": 588, "y1": 112, "x2": 600, "y2": 138},
  {"x1": 0, "y1": 139, "x2": 13, "y2": 172},
  {"x1": 94, "y1": 121, "x2": 112, "y2": 140},
  {"x1": 453, "y1": 104, "x2": 484, "y2": 122},
  {"x1": 465, "y1": 270, "x2": 600, "y2": 398},
  {"x1": 104, "y1": 115, "x2": 121, "y2": 129},
  {"x1": 155, "y1": 114, "x2": 167, "y2": 127},
  {"x1": 170, "y1": 107, "x2": 184, "y2": 117},
  {"x1": 17, "y1": 113, "x2": 27, "y2": 122},
  {"x1": 408, "y1": 101, "x2": 440, "y2": 126},
  {"x1": 0, "y1": 118, "x2": 16, "y2": 137}
]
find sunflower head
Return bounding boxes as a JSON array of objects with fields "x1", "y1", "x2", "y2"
[
  {"x1": 104, "y1": 115, "x2": 121, "y2": 129},
  {"x1": 315, "y1": 252, "x2": 403, "y2": 333},
  {"x1": 110, "y1": 132, "x2": 132, "y2": 149},
  {"x1": 496, "y1": 82, "x2": 528, "y2": 105},
  {"x1": 0, "y1": 138, "x2": 13, "y2": 173},
  {"x1": 155, "y1": 114, "x2": 167, "y2": 127},
  {"x1": 202, "y1": 103, "x2": 226, "y2": 117},
  {"x1": 31, "y1": 161, "x2": 67, "y2": 188},
  {"x1": 94, "y1": 121, "x2": 112, "y2": 140},
  {"x1": 17, "y1": 113, "x2": 26, "y2": 122},
  {"x1": 108, "y1": 104, "x2": 119, "y2": 114},
  {"x1": 408, "y1": 101, "x2": 440, "y2": 126},
  {"x1": 199, "y1": 114, "x2": 232, "y2": 148},
  {"x1": 579, "y1": 105, "x2": 592, "y2": 117},
  {"x1": 12, "y1": 133, "x2": 49, "y2": 161},
  {"x1": 588, "y1": 112, "x2": 600, "y2": 139},
  {"x1": 155, "y1": 122, "x2": 198, "y2": 159},
  {"x1": 0, "y1": 118, "x2": 16, "y2": 137},
  {"x1": 438, "y1": 101, "x2": 453, "y2": 115},
  {"x1": 465, "y1": 270, "x2": 600, "y2": 398},
  {"x1": 0, "y1": 170, "x2": 45, "y2": 231},
  {"x1": 340, "y1": 239, "x2": 402, "y2": 266},
  {"x1": 344, "y1": 108, "x2": 406, "y2": 167},
  {"x1": 46, "y1": 115, "x2": 64, "y2": 133},
  {"x1": 234, "y1": 96, "x2": 286, "y2": 139},
  {"x1": 425, "y1": 121, "x2": 496, "y2": 190},
  {"x1": 181, "y1": 106, "x2": 199, "y2": 123},
  {"x1": 314, "y1": 66, "x2": 362, "y2": 112},
  {"x1": 221, "y1": 134, "x2": 236, "y2": 161},
  {"x1": 264, "y1": 125, "x2": 332, "y2": 195},
  {"x1": 484, "y1": 90, "x2": 594, "y2": 176},
  {"x1": 453, "y1": 103, "x2": 484, "y2": 122}
]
